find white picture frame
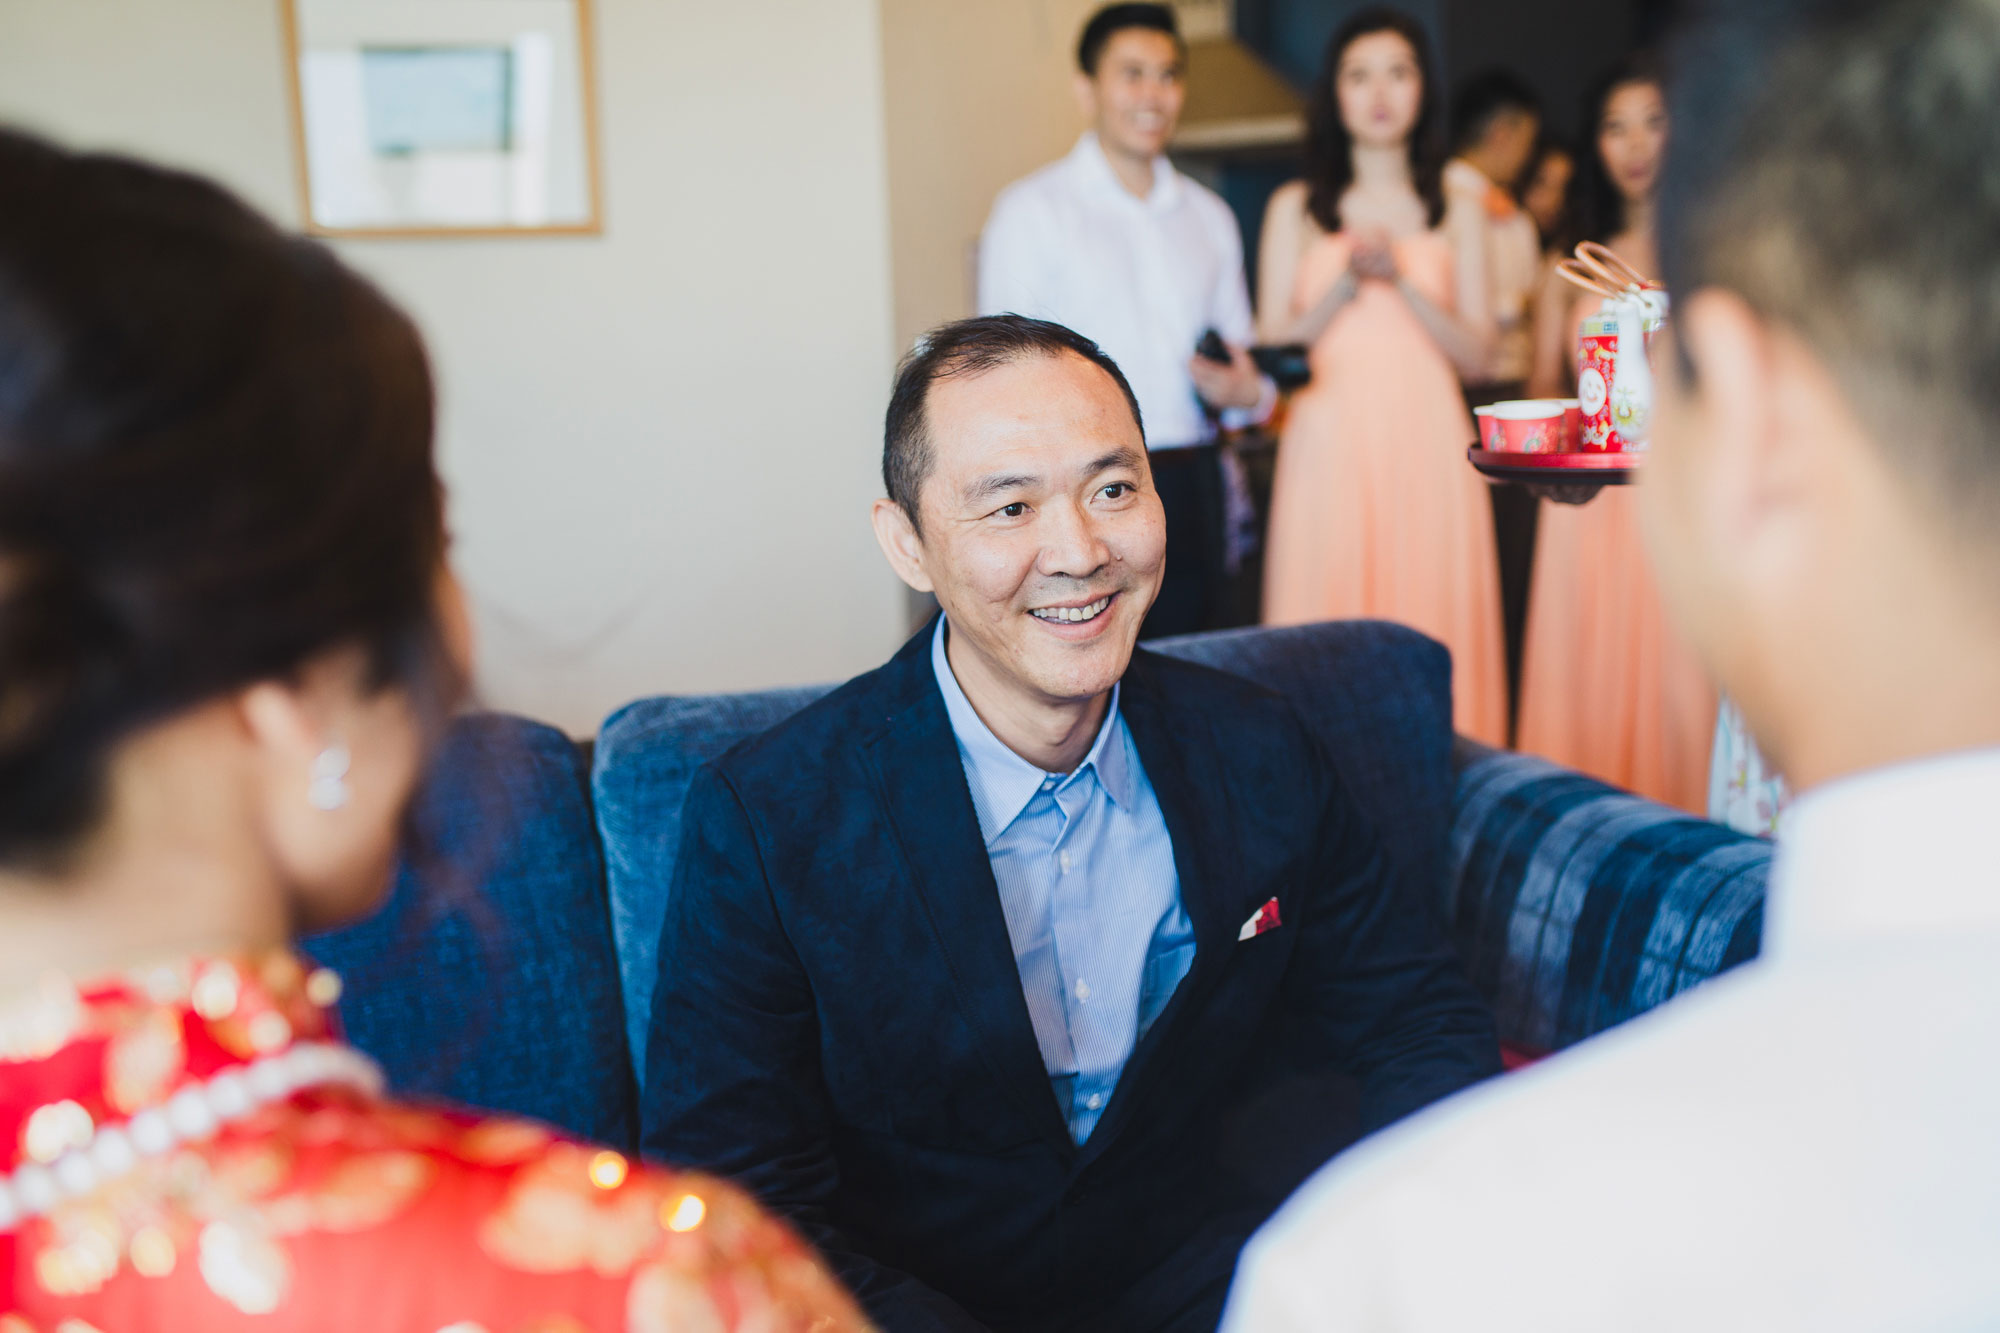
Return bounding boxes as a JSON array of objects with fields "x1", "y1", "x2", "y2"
[{"x1": 281, "y1": 0, "x2": 604, "y2": 237}]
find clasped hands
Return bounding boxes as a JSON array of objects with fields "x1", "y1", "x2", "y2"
[
  {"x1": 1188, "y1": 231, "x2": 1399, "y2": 408},
  {"x1": 1348, "y1": 229, "x2": 1401, "y2": 283}
]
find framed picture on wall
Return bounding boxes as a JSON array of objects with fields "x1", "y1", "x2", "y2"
[{"x1": 280, "y1": 0, "x2": 603, "y2": 237}]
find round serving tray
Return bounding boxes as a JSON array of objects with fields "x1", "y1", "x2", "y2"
[{"x1": 1468, "y1": 446, "x2": 1639, "y2": 484}]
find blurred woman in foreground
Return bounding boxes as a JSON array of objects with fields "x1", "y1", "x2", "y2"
[
  {"x1": 1515, "y1": 59, "x2": 1715, "y2": 811},
  {"x1": 0, "y1": 130, "x2": 868, "y2": 1331}
]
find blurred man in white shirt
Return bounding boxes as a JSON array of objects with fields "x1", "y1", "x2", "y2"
[
  {"x1": 1446, "y1": 70, "x2": 1545, "y2": 727},
  {"x1": 1444, "y1": 70, "x2": 1543, "y2": 398},
  {"x1": 980, "y1": 3, "x2": 1272, "y2": 639},
  {"x1": 1222, "y1": 1, "x2": 2000, "y2": 1327}
]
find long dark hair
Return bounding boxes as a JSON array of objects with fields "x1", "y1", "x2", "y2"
[
  {"x1": 1573, "y1": 54, "x2": 1664, "y2": 245},
  {"x1": 1518, "y1": 133, "x2": 1577, "y2": 255},
  {"x1": 0, "y1": 129, "x2": 455, "y2": 868},
  {"x1": 1302, "y1": 7, "x2": 1445, "y2": 232}
]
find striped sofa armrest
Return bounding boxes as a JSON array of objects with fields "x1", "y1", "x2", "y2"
[{"x1": 1444, "y1": 740, "x2": 1773, "y2": 1055}]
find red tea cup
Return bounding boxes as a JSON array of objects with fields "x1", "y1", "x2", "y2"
[
  {"x1": 1475, "y1": 399, "x2": 1566, "y2": 454},
  {"x1": 1557, "y1": 398, "x2": 1581, "y2": 451}
]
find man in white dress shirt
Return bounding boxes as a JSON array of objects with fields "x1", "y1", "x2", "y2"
[
  {"x1": 979, "y1": 3, "x2": 1272, "y2": 639},
  {"x1": 1444, "y1": 70, "x2": 1542, "y2": 400},
  {"x1": 1444, "y1": 69, "x2": 1546, "y2": 724},
  {"x1": 1221, "y1": 0, "x2": 2000, "y2": 1327}
]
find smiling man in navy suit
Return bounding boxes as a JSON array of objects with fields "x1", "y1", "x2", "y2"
[{"x1": 642, "y1": 314, "x2": 1500, "y2": 1333}]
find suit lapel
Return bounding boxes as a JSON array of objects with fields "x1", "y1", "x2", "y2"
[
  {"x1": 867, "y1": 624, "x2": 1075, "y2": 1156},
  {"x1": 1078, "y1": 650, "x2": 1240, "y2": 1164}
]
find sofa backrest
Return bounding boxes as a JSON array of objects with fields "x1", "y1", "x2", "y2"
[
  {"x1": 1446, "y1": 742, "x2": 1771, "y2": 1053},
  {"x1": 594, "y1": 685, "x2": 833, "y2": 1079},
  {"x1": 303, "y1": 712, "x2": 638, "y2": 1150},
  {"x1": 594, "y1": 619, "x2": 1456, "y2": 1081}
]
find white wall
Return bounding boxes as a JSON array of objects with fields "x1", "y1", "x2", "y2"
[
  {"x1": 878, "y1": 0, "x2": 1103, "y2": 352},
  {"x1": 0, "y1": 0, "x2": 907, "y2": 735}
]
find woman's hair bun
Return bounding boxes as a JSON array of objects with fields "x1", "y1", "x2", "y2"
[{"x1": 0, "y1": 128, "x2": 450, "y2": 869}]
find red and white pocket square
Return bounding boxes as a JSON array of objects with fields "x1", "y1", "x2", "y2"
[{"x1": 1237, "y1": 897, "x2": 1283, "y2": 942}]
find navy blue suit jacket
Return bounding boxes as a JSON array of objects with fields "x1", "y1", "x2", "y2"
[{"x1": 642, "y1": 624, "x2": 1499, "y2": 1331}]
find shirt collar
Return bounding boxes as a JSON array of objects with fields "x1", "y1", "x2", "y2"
[
  {"x1": 1069, "y1": 131, "x2": 1181, "y2": 212},
  {"x1": 1766, "y1": 747, "x2": 2000, "y2": 961},
  {"x1": 931, "y1": 616, "x2": 1135, "y2": 846}
]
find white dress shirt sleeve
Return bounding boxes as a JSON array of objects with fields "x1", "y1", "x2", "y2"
[
  {"x1": 1207, "y1": 202, "x2": 1276, "y2": 430},
  {"x1": 1217, "y1": 1244, "x2": 1338, "y2": 1332}
]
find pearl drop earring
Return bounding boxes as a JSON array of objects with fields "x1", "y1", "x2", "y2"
[{"x1": 308, "y1": 743, "x2": 351, "y2": 812}]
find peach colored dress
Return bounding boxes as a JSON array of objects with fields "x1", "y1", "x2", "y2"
[
  {"x1": 1514, "y1": 298, "x2": 1717, "y2": 812},
  {"x1": 1263, "y1": 231, "x2": 1508, "y2": 747}
]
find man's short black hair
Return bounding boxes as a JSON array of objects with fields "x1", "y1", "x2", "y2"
[
  {"x1": 884, "y1": 315, "x2": 1145, "y2": 532},
  {"x1": 1450, "y1": 68, "x2": 1542, "y2": 153},
  {"x1": 1659, "y1": 0, "x2": 2000, "y2": 540},
  {"x1": 1078, "y1": 3, "x2": 1182, "y2": 76}
]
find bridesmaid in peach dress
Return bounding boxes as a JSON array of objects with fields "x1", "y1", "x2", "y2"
[
  {"x1": 1257, "y1": 10, "x2": 1507, "y2": 746},
  {"x1": 1517, "y1": 60, "x2": 1715, "y2": 810}
]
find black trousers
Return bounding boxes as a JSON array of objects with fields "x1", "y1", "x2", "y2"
[
  {"x1": 1465, "y1": 383, "x2": 1539, "y2": 737},
  {"x1": 1142, "y1": 444, "x2": 1228, "y2": 641}
]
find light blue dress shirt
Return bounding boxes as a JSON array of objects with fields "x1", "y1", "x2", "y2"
[{"x1": 932, "y1": 618, "x2": 1195, "y2": 1142}]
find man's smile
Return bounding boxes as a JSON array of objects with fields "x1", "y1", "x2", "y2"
[{"x1": 1029, "y1": 593, "x2": 1115, "y2": 625}]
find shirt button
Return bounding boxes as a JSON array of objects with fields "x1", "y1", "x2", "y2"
[
  {"x1": 1086, "y1": 1094, "x2": 1102, "y2": 1110},
  {"x1": 1075, "y1": 979, "x2": 1090, "y2": 1002},
  {"x1": 1059, "y1": 850, "x2": 1072, "y2": 874}
]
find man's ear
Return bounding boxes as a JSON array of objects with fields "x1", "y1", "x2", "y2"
[
  {"x1": 871, "y1": 498, "x2": 935, "y2": 594},
  {"x1": 1073, "y1": 70, "x2": 1100, "y2": 124},
  {"x1": 1672, "y1": 288, "x2": 1791, "y2": 550}
]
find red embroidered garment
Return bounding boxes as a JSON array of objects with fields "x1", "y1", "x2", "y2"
[{"x1": 0, "y1": 953, "x2": 873, "y2": 1332}]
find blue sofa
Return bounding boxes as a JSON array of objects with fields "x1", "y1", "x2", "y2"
[{"x1": 305, "y1": 620, "x2": 1771, "y2": 1152}]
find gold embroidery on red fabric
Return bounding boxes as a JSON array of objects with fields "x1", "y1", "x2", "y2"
[
  {"x1": 128, "y1": 1222, "x2": 178, "y2": 1277},
  {"x1": 293, "y1": 1150, "x2": 436, "y2": 1234},
  {"x1": 366, "y1": 1103, "x2": 463, "y2": 1150},
  {"x1": 189, "y1": 963, "x2": 243, "y2": 1022},
  {"x1": 258, "y1": 953, "x2": 307, "y2": 998},
  {"x1": 208, "y1": 1138, "x2": 297, "y2": 1202},
  {"x1": 303, "y1": 968, "x2": 343, "y2": 1008},
  {"x1": 625, "y1": 1262, "x2": 728, "y2": 1333},
  {"x1": 33, "y1": 1207, "x2": 124, "y2": 1297},
  {"x1": 103, "y1": 1008, "x2": 188, "y2": 1115},
  {"x1": 4, "y1": 952, "x2": 879, "y2": 1333},
  {"x1": 0, "y1": 972, "x2": 84, "y2": 1064},
  {"x1": 479, "y1": 1145, "x2": 664, "y2": 1278},
  {"x1": 662, "y1": 1193, "x2": 707, "y2": 1233},
  {"x1": 22, "y1": 1100, "x2": 94, "y2": 1164},
  {"x1": 197, "y1": 1218, "x2": 291, "y2": 1315},
  {"x1": 457, "y1": 1119, "x2": 552, "y2": 1166}
]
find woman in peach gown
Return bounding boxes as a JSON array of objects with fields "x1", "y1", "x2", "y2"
[
  {"x1": 1257, "y1": 10, "x2": 1506, "y2": 746},
  {"x1": 1517, "y1": 59, "x2": 1715, "y2": 811}
]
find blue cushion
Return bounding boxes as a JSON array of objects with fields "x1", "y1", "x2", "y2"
[
  {"x1": 1446, "y1": 742, "x2": 1770, "y2": 1053},
  {"x1": 1149, "y1": 621, "x2": 1455, "y2": 915},
  {"x1": 595, "y1": 687, "x2": 833, "y2": 1076},
  {"x1": 594, "y1": 619, "x2": 1454, "y2": 1081},
  {"x1": 303, "y1": 712, "x2": 636, "y2": 1149}
]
